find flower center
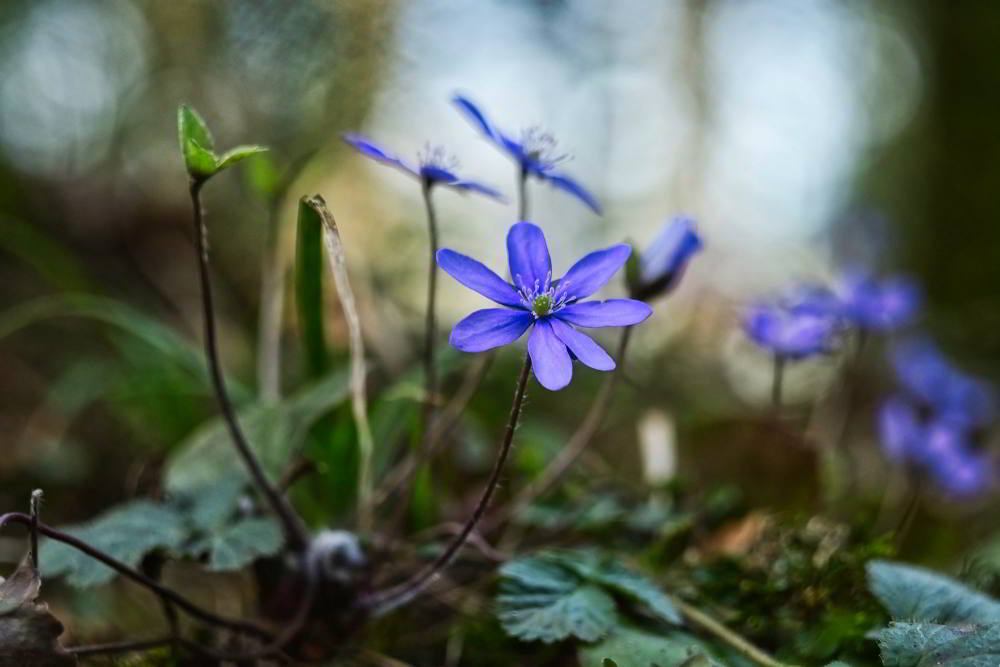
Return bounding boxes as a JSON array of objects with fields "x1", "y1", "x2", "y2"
[
  {"x1": 418, "y1": 144, "x2": 459, "y2": 172},
  {"x1": 532, "y1": 294, "x2": 552, "y2": 316},
  {"x1": 516, "y1": 272, "x2": 574, "y2": 318},
  {"x1": 519, "y1": 127, "x2": 568, "y2": 170}
]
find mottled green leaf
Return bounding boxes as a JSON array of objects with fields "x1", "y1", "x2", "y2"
[
  {"x1": 877, "y1": 622, "x2": 1000, "y2": 667},
  {"x1": 578, "y1": 625, "x2": 723, "y2": 667},
  {"x1": 545, "y1": 550, "x2": 682, "y2": 625},
  {"x1": 188, "y1": 517, "x2": 283, "y2": 571},
  {"x1": 40, "y1": 501, "x2": 187, "y2": 588},
  {"x1": 868, "y1": 560, "x2": 1000, "y2": 624},
  {"x1": 497, "y1": 557, "x2": 617, "y2": 643},
  {"x1": 164, "y1": 369, "x2": 350, "y2": 493}
]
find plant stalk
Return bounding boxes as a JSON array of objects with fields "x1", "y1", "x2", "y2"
[
  {"x1": 367, "y1": 354, "x2": 533, "y2": 616},
  {"x1": 188, "y1": 180, "x2": 309, "y2": 551},
  {"x1": 517, "y1": 166, "x2": 529, "y2": 220},
  {"x1": 673, "y1": 597, "x2": 797, "y2": 667}
]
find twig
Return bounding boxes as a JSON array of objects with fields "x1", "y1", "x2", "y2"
[
  {"x1": 69, "y1": 637, "x2": 175, "y2": 657},
  {"x1": 306, "y1": 195, "x2": 377, "y2": 532},
  {"x1": 0, "y1": 512, "x2": 272, "y2": 641},
  {"x1": 366, "y1": 354, "x2": 533, "y2": 616},
  {"x1": 488, "y1": 328, "x2": 632, "y2": 531},
  {"x1": 29, "y1": 489, "x2": 42, "y2": 569},
  {"x1": 188, "y1": 179, "x2": 310, "y2": 550},
  {"x1": 257, "y1": 198, "x2": 286, "y2": 404},
  {"x1": 374, "y1": 352, "x2": 495, "y2": 506},
  {"x1": 673, "y1": 597, "x2": 796, "y2": 667}
]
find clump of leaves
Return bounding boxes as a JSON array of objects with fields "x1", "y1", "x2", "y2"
[
  {"x1": 496, "y1": 549, "x2": 727, "y2": 667},
  {"x1": 39, "y1": 473, "x2": 283, "y2": 588},
  {"x1": 685, "y1": 516, "x2": 892, "y2": 664},
  {"x1": 869, "y1": 560, "x2": 1000, "y2": 666}
]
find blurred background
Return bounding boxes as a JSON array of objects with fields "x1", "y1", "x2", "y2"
[{"x1": 1, "y1": 0, "x2": 999, "y2": 657}]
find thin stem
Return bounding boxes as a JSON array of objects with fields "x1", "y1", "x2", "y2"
[
  {"x1": 517, "y1": 166, "x2": 529, "y2": 220},
  {"x1": 420, "y1": 180, "x2": 440, "y2": 440},
  {"x1": 771, "y1": 355, "x2": 785, "y2": 408},
  {"x1": 70, "y1": 637, "x2": 175, "y2": 657},
  {"x1": 374, "y1": 352, "x2": 495, "y2": 507},
  {"x1": 188, "y1": 180, "x2": 309, "y2": 551},
  {"x1": 489, "y1": 328, "x2": 632, "y2": 531},
  {"x1": 673, "y1": 597, "x2": 796, "y2": 667},
  {"x1": 256, "y1": 197, "x2": 286, "y2": 404},
  {"x1": 0, "y1": 512, "x2": 272, "y2": 641},
  {"x1": 367, "y1": 354, "x2": 533, "y2": 616},
  {"x1": 29, "y1": 489, "x2": 41, "y2": 569}
]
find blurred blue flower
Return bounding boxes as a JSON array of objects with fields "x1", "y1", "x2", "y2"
[
  {"x1": 630, "y1": 216, "x2": 703, "y2": 301},
  {"x1": 877, "y1": 396, "x2": 922, "y2": 462},
  {"x1": 836, "y1": 272, "x2": 920, "y2": 331},
  {"x1": 451, "y1": 94, "x2": 601, "y2": 213},
  {"x1": 437, "y1": 222, "x2": 651, "y2": 390},
  {"x1": 342, "y1": 133, "x2": 505, "y2": 201},
  {"x1": 743, "y1": 301, "x2": 839, "y2": 360},
  {"x1": 892, "y1": 338, "x2": 995, "y2": 428}
]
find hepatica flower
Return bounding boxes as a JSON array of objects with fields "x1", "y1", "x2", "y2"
[
  {"x1": 452, "y1": 94, "x2": 601, "y2": 213},
  {"x1": 342, "y1": 133, "x2": 505, "y2": 200},
  {"x1": 629, "y1": 216, "x2": 703, "y2": 301},
  {"x1": 437, "y1": 222, "x2": 651, "y2": 390},
  {"x1": 743, "y1": 301, "x2": 839, "y2": 360},
  {"x1": 835, "y1": 272, "x2": 920, "y2": 331},
  {"x1": 877, "y1": 338, "x2": 996, "y2": 497}
]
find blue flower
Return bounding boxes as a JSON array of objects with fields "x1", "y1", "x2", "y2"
[
  {"x1": 437, "y1": 222, "x2": 651, "y2": 390},
  {"x1": 877, "y1": 396, "x2": 922, "y2": 462},
  {"x1": 836, "y1": 272, "x2": 920, "y2": 331},
  {"x1": 743, "y1": 301, "x2": 839, "y2": 360},
  {"x1": 629, "y1": 216, "x2": 703, "y2": 301},
  {"x1": 451, "y1": 95, "x2": 601, "y2": 214},
  {"x1": 892, "y1": 339, "x2": 994, "y2": 428},
  {"x1": 342, "y1": 133, "x2": 505, "y2": 201}
]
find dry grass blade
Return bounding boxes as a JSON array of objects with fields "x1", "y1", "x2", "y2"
[{"x1": 306, "y1": 194, "x2": 376, "y2": 531}]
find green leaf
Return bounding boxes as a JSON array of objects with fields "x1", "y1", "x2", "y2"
[
  {"x1": 544, "y1": 550, "x2": 682, "y2": 625},
  {"x1": 295, "y1": 198, "x2": 329, "y2": 379},
  {"x1": 217, "y1": 145, "x2": 269, "y2": 171},
  {"x1": 868, "y1": 560, "x2": 1000, "y2": 624},
  {"x1": 578, "y1": 625, "x2": 724, "y2": 667},
  {"x1": 497, "y1": 557, "x2": 618, "y2": 643},
  {"x1": 164, "y1": 369, "x2": 350, "y2": 493},
  {"x1": 180, "y1": 473, "x2": 248, "y2": 531},
  {"x1": 188, "y1": 517, "x2": 283, "y2": 571},
  {"x1": 877, "y1": 622, "x2": 1000, "y2": 667},
  {"x1": 40, "y1": 501, "x2": 187, "y2": 588},
  {"x1": 178, "y1": 105, "x2": 218, "y2": 178}
]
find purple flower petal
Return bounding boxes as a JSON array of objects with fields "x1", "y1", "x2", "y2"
[
  {"x1": 528, "y1": 319, "x2": 573, "y2": 390},
  {"x1": 639, "y1": 217, "x2": 703, "y2": 288},
  {"x1": 544, "y1": 171, "x2": 602, "y2": 214},
  {"x1": 452, "y1": 95, "x2": 501, "y2": 142},
  {"x1": 449, "y1": 308, "x2": 533, "y2": 353},
  {"x1": 342, "y1": 133, "x2": 419, "y2": 177},
  {"x1": 507, "y1": 222, "x2": 552, "y2": 290},
  {"x1": 451, "y1": 179, "x2": 507, "y2": 202},
  {"x1": 549, "y1": 318, "x2": 615, "y2": 371},
  {"x1": 437, "y1": 249, "x2": 523, "y2": 308},
  {"x1": 556, "y1": 299, "x2": 652, "y2": 328},
  {"x1": 558, "y1": 244, "x2": 631, "y2": 300}
]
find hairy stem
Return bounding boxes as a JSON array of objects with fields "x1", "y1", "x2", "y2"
[
  {"x1": 517, "y1": 166, "x2": 529, "y2": 220},
  {"x1": 673, "y1": 597, "x2": 796, "y2": 667},
  {"x1": 367, "y1": 354, "x2": 533, "y2": 616},
  {"x1": 29, "y1": 489, "x2": 41, "y2": 569},
  {"x1": 771, "y1": 355, "x2": 785, "y2": 408},
  {"x1": 188, "y1": 180, "x2": 309, "y2": 550},
  {"x1": 489, "y1": 328, "x2": 632, "y2": 531},
  {"x1": 420, "y1": 180, "x2": 440, "y2": 439}
]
